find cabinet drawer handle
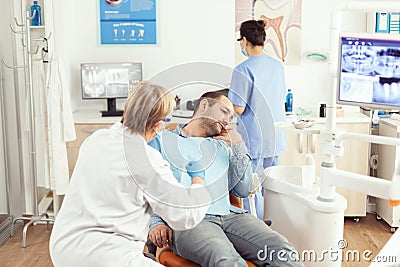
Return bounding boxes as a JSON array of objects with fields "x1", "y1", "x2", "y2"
[{"x1": 80, "y1": 128, "x2": 99, "y2": 133}]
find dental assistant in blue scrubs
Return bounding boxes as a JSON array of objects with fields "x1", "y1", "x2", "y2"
[{"x1": 229, "y1": 19, "x2": 287, "y2": 219}]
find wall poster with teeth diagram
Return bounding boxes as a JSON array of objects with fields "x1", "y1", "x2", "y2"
[
  {"x1": 235, "y1": 0, "x2": 302, "y2": 65},
  {"x1": 99, "y1": 0, "x2": 157, "y2": 45}
]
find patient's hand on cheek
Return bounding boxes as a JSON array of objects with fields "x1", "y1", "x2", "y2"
[
  {"x1": 213, "y1": 127, "x2": 232, "y2": 146},
  {"x1": 213, "y1": 125, "x2": 242, "y2": 146},
  {"x1": 149, "y1": 224, "x2": 173, "y2": 248}
]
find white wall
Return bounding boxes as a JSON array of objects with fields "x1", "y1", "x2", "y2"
[
  {"x1": 3, "y1": 0, "x2": 397, "y2": 215},
  {"x1": 285, "y1": 0, "x2": 369, "y2": 115},
  {"x1": 0, "y1": 0, "x2": 26, "y2": 217},
  {"x1": 49, "y1": 0, "x2": 382, "y2": 115},
  {"x1": 51, "y1": 0, "x2": 235, "y2": 112},
  {"x1": 0, "y1": 0, "x2": 16, "y2": 215},
  {"x1": 0, "y1": 58, "x2": 8, "y2": 214}
]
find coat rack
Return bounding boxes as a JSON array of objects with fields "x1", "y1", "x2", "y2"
[{"x1": 3, "y1": 10, "x2": 53, "y2": 248}]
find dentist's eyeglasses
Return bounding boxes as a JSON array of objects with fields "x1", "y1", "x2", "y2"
[
  {"x1": 161, "y1": 113, "x2": 172, "y2": 123},
  {"x1": 161, "y1": 117, "x2": 171, "y2": 123}
]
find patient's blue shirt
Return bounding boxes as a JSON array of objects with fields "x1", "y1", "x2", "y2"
[
  {"x1": 149, "y1": 130, "x2": 231, "y2": 216},
  {"x1": 148, "y1": 124, "x2": 253, "y2": 230}
]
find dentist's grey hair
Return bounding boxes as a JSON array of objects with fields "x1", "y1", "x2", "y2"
[{"x1": 123, "y1": 81, "x2": 175, "y2": 135}]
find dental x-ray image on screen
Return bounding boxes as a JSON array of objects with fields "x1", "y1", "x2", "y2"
[
  {"x1": 81, "y1": 62, "x2": 142, "y2": 99},
  {"x1": 81, "y1": 62, "x2": 143, "y2": 116},
  {"x1": 337, "y1": 34, "x2": 400, "y2": 110}
]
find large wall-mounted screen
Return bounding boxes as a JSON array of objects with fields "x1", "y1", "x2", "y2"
[{"x1": 337, "y1": 34, "x2": 400, "y2": 110}]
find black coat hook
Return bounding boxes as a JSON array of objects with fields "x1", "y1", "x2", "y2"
[{"x1": 42, "y1": 37, "x2": 48, "y2": 53}]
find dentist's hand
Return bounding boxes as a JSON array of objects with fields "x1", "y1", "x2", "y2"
[
  {"x1": 187, "y1": 161, "x2": 205, "y2": 185},
  {"x1": 149, "y1": 224, "x2": 173, "y2": 248}
]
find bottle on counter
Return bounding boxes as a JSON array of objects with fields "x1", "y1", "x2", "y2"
[
  {"x1": 31, "y1": 1, "x2": 42, "y2": 26},
  {"x1": 286, "y1": 89, "x2": 293, "y2": 114},
  {"x1": 319, "y1": 103, "x2": 326, "y2": 118}
]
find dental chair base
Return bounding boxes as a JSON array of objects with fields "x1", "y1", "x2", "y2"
[{"x1": 263, "y1": 166, "x2": 347, "y2": 267}]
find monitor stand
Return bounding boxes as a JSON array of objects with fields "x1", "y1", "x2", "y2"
[{"x1": 101, "y1": 98, "x2": 123, "y2": 117}]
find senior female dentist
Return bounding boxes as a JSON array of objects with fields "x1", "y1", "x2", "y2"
[{"x1": 49, "y1": 81, "x2": 211, "y2": 267}]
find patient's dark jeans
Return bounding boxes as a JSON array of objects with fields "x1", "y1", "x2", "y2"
[{"x1": 171, "y1": 212, "x2": 304, "y2": 267}]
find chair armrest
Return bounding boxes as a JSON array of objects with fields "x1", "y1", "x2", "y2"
[
  {"x1": 158, "y1": 245, "x2": 257, "y2": 267},
  {"x1": 229, "y1": 193, "x2": 243, "y2": 208},
  {"x1": 158, "y1": 246, "x2": 200, "y2": 267}
]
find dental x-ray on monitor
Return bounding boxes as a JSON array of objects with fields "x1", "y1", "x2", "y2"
[
  {"x1": 81, "y1": 62, "x2": 143, "y2": 116},
  {"x1": 337, "y1": 33, "x2": 400, "y2": 110}
]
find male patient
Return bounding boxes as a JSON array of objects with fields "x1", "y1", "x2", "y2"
[{"x1": 148, "y1": 92, "x2": 302, "y2": 267}]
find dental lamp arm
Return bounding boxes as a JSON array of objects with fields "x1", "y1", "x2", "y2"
[
  {"x1": 320, "y1": 167, "x2": 392, "y2": 201},
  {"x1": 320, "y1": 132, "x2": 400, "y2": 206},
  {"x1": 335, "y1": 132, "x2": 400, "y2": 147}
]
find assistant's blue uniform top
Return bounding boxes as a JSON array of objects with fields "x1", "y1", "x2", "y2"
[{"x1": 229, "y1": 54, "x2": 287, "y2": 158}]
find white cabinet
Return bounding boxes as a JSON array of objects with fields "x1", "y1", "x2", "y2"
[
  {"x1": 66, "y1": 111, "x2": 119, "y2": 176},
  {"x1": 377, "y1": 119, "x2": 400, "y2": 230},
  {"x1": 67, "y1": 123, "x2": 113, "y2": 177},
  {"x1": 279, "y1": 130, "x2": 319, "y2": 166},
  {"x1": 279, "y1": 114, "x2": 370, "y2": 217}
]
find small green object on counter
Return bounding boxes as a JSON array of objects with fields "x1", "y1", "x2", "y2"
[{"x1": 296, "y1": 107, "x2": 312, "y2": 117}]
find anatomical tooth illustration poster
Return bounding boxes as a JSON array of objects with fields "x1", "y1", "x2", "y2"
[{"x1": 235, "y1": 0, "x2": 302, "y2": 65}]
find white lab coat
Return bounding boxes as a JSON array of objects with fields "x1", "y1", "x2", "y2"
[
  {"x1": 46, "y1": 54, "x2": 75, "y2": 195},
  {"x1": 30, "y1": 58, "x2": 50, "y2": 189},
  {"x1": 49, "y1": 122, "x2": 210, "y2": 267},
  {"x1": 28, "y1": 54, "x2": 75, "y2": 195}
]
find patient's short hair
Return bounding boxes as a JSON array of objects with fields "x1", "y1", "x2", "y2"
[
  {"x1": 193, "y1": 91, "x2": 225, "y2": 115},
  {"x1": 123, "y1": 81, "x2": 175, "y2": 135}
]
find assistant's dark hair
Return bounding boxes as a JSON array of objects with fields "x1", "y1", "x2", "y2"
[
  {"x1": 193, "y1": 91, "x2": 225, "y2": 114},
  {"x1": 239, "y1": 19, "x2": 266, "y2": 46}
]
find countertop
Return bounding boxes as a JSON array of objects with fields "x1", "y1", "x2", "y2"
[
  {"x1": 72, "y1": 109, "x2": 190, "y2": 124},
  {"x1": 73, "y1": 110, "x2": 370, "y2": 126},
  {"x1": 286, "y1": 111, "x2": 370, "y2": 124},
  {"x1": 277, "y1": 112, "x2": 370, "y2": 134}
]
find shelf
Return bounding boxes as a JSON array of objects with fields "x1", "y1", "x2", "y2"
[
  {"x1": 275, "y1": 122, "x2": 322, "y2": 135},
  {"x1": 30, "y1": 25, "x2": 45, "y2": 29}
]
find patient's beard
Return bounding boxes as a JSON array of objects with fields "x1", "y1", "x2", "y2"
[{"x1": 199, "y1": 118, "x2": 222, "y2": 137}]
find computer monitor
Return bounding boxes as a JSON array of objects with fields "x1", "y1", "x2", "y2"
[
  {"x1": 337, "y1": 33, "x2": 400, "y2": 110},
  {"x1": 81, "y1": 62, "x2": 143, "y2": 116}
]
